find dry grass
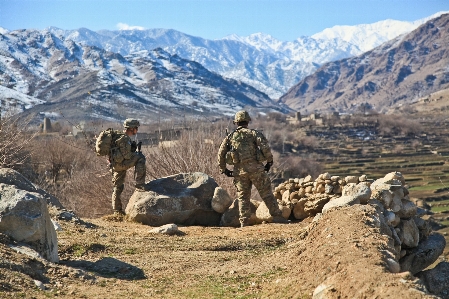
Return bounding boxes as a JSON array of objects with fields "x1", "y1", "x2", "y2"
[{"x1": 0, "y1": 114, "x2": 35, "y2": 171}]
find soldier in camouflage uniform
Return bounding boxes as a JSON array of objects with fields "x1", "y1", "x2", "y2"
[
  {"x1": 110, "y1": 118, "x2": 147, "y2": 215},
  {"x1": 218, "y1": 110, "x2": 287, "y2": 227}
]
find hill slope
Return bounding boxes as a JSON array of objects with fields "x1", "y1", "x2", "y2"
[
  {"x1": 0, "y1": 30, "x2": 287, "y2": 122},
  {"x1": 280, "y1": 13, "x2": 449, "y2": 114}
]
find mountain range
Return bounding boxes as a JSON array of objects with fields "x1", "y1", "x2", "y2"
[
  {"x1": 0, "y1": 30, "x2": 290, "y2": 123},
  {"x1": 280, "y1": 13, "x2": 449, "y2": 115},
  {"x1": 0, "y1": 11, "x2": 448, "y2": 124},
  {"x1": 42, "y1": 11, "x2": 446, "y2": 99}
]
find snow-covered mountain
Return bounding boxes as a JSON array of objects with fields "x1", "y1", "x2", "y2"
[
  {"x1": 0, "y1": 29, "x2": 287, "y2": 123},
  {"x1": 311, "y1": 11, "x2": 449, "y2": 52},
  {"x1": 45, "y1": 11, "x2": 448, "y2": 99},
  {"x1": 280, "y1": 13, "x2": 449, "y2": 114}
]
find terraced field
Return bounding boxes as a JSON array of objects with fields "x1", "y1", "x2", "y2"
[{"x1": 285, "y1": 115, "x2": 449, "y2": 221}]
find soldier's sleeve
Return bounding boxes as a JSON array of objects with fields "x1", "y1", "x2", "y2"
[
  {"x1": 116, "y1": 136, "x2": 133, "y2": 160},
  {"x1": 255, "y1": 131, "x2": 273, "y2": 162},
  {"x1": 217, "y1": 138, "x2": 229, "y2": 172}
]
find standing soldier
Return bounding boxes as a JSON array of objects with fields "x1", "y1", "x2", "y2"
[
  {"x1": 110, "y1": 119, "x2": 147, "y2": 215},
  {"x1": 217, "y1": 110, "x2": 288, "y2": 227}
]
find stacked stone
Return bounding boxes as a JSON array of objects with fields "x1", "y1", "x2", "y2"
[
  {"x1": 367, "y1": 172, "x2": 445, "y2": 274},
  {"x1": 272, "y1": 173, "x2": 370, "y2": 220},
  {"x1": 307, "y1": 171, "x2": 446, "y2": 275}
]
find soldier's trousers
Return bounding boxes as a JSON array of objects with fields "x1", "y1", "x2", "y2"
[
  {"x1": 234, "y1": 170, "x2": 281, "y2": 225},
  {"x1": 111, "y1": 152, "x2": 146, "y2": 211}
]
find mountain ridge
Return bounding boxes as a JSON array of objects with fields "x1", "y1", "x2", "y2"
[{"x1": 279, "y1": 13, "x2": 449, "y2": 114}]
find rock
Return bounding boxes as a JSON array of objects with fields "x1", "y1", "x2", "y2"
[
  {"x1": 416, "y1": 261, "x2": 449, "y2": 297},
  {"x1": 412, "y1": 216, "x2": 432, "y2": 241},
  {"x1": 292, "y1": 198, "x2": 308, "y2": 220},
  {"x1": 390, "y1": 226, "x2": 402, "y2": 247},
  {"x1": 220, "y1": 199, "x2": 258, "y2": 227},
  {"x1": 344, "y1": 176, "x2": 358, "y2": 184},
  {"x1": 368, "y1": 199, "x2": 385, "y2": 213},
  {"x1": 0, "y1": 168, "x2": 63, "y2": 208},
  {"x1": 312, "y1": 213, "x2": 322, "y2": 222},
  {"x1": 383, "y1": 171, "x2": 405, "y2": 185},
  {"x1": 211, "y1": 187, "x2": 233, "y2": 213},
  {"x1": 342, "y1": 183, "x2": 371, "y2": 204},
  {"x1": 399, "y1": 233, "x2": 446, "y2": 274},
  {"x1": 312, "y1": 282, "x2": 336, "y2": 299},
  {"x1": 0, "y1": 183, "x2": 59, "y2": 262},
  {"x1": 322, "y1": 196, "x2": 360, "y2": 213},
  {"x1": 125, "y1": 172, "x2": 221, "y2": 226},
  {"x1": 324, "y1": 184, "x2": 333, "y2": 194},
  {"x1": 149, "y1": 224, "x2": 181, "y2": 235},
  {"x1": 303, "y1": 175, "x2": 312, "y2": 183},
  {"x1": 396, "y1": 199, "x2": 417, "y2": 219},
  {"x1": 256, "y1": 201, "x2": 289, "y2": 222},
  {"x1": 386, "y1": 258, "x2": 401, "y2": 273},
  {"x1": 390, "y1": 195, "x2": 403, "y2": 213},
  {"x1": 371, "y1": 189, "x2": 393, "y2": 207},
  {"x1": 384, "y1": 210, "x2": 396, "y2": 226},
  {"x1": 280, "y1": 205, "x2": 291, "y2": 219},
  {"x1": 322, "y1": 172, "x2": 331, "y2": 180},
  {"x1": 359, "y1": 174, "x2": 367, "y2": 182},
  {"x1": 289, "y1": 191, "x2": 301, "y2": 202},
  {"x1": 34, "y1": 280, "x2": 46, "y2": 290},
  {"x1": 315, "y1": 184, "x2": 325, "y2": 194},
  {"x1": 304, "y1": 196, "x2": 331, "y2": 216},
  {"x1": 52, "y1": 220, "x2": 62, "y2": 231},
  {"x1": 282, "y1": 190, "x2": 291, "y2": 205},
  {"x1": 332, "y1": 184, "x2": 342, "y2": 194},
  {"x1": 397, "y1": 219, "x2": 419, "y2": 248}
]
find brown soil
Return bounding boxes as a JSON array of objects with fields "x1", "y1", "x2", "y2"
[{"x1": 1, "y1": 205, "x2": 448, "y2": 299}]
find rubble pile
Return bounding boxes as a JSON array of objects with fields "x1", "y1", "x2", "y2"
[
  {"x1": 273, "y1": 173, "x2": 370, "y2": 220},
  {"x1": 272, "y1": 171, "x2": 446, "y2": 277}
]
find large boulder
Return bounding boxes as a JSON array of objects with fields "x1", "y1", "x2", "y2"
[
  {"x1": 125, "y1": 172, "x2": 221, "y2": 226},
  {"x1": 416, "y1": 261, "x2": 449, "y2": 298},
  {"x1": 399, "y1": 232, "x2": 446, "y2": 274},
  {"x1": 0, "y1": 168, "x2": 63, "y2": 208},
  {"x1": 0, "y1": 171, "x2": 59, "y2": 262}
]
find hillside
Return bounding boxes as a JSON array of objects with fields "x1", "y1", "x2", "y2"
[
  {"x1": 0, "y1": 30, "x2": 287, "y2": 123},
  {"x1": 1, "y1": 204, "x2": 447, "y2": 298},
  {"x1": 280, "y1": 13, "x2": 449, "y2": 114}
]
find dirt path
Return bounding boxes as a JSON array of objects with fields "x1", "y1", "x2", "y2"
[{"x1": 0, "y1": 205, "x2": 447, "y2": 298}]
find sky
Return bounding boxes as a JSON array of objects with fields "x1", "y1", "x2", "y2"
[{"x1": 1, "y1": 0, "x2": 448, "y2": 41}]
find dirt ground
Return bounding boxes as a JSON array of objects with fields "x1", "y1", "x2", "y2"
[{"x1": 0, "y1": 205, "x2": 448, "y2": 299}]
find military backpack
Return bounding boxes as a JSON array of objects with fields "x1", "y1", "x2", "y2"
[{"x1": 95, "y1": 128, "x2": 123, "y2": 157}]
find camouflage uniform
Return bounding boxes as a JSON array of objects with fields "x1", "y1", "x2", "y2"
[
  {"x1": 110, "y1": 119, "x2": 146, "y2": 212},
  {"x1": 218, "y1": 111, "x2": 282, "y2": 226}
]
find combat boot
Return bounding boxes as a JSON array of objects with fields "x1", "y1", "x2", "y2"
[{"x1": 135, "y1": 184, "x2": 150, "y2": 191}]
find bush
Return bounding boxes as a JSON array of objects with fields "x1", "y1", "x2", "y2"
[{"x1": 0, "y1": 114, "x2": 35, "y2": 172}]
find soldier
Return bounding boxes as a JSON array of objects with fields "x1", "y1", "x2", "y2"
[
  {"x1": 110, "y1": 118, "x2": 147, "y2": 215},
  {"x1": 217, "y1": 110, "x2": 288, "y2": 227}
]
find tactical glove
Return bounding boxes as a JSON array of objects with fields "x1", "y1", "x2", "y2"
[
  {"x1": 131, "y1": 141, "x2": 137, "y2": 152},
  {"x1": 137, "y1": 141, "x2": 142, "y2": 152},
  {"x1": 222, "y1": 169, "x2": 234, "y2": 177},
  {"x1": 264, "y1": 161, "x2": 273, "y2": 172}
]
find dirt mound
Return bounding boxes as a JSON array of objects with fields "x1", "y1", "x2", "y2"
[{"x1": 0, "y1": 204, "x2": 447, "y2": 298}]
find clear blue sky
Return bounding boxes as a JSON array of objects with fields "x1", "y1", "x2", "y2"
[{"x1": 1, "y1": 0, "x2": 448, "y2": 41}]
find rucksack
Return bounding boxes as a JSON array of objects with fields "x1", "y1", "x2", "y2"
[
  {"x1": 226, "y1": 128, "x2": 266, "y2": 165},
  {"x1": 95, "y1": 128, "x2": 123, "y2": 156}
]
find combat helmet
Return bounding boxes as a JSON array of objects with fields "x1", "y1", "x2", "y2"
[
  {"x1": 234, "y1": 110, "x2": 251, "y2": 123},
  {"x1": 123, "y1": 118, "x2": 140, "y2": 128}
]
